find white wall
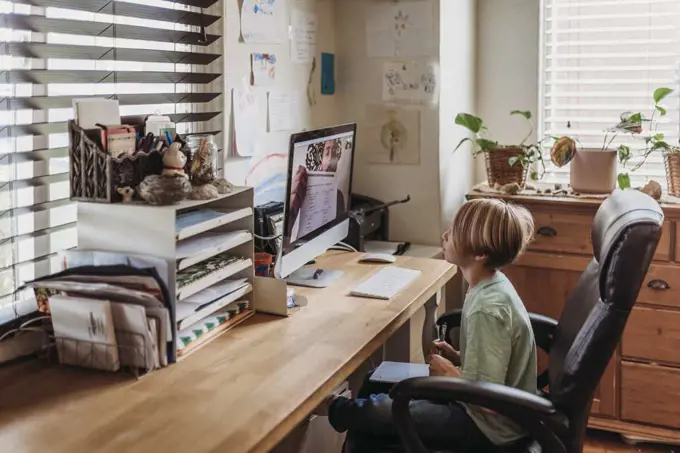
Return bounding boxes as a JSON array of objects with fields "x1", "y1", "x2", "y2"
[
  {"x1": 223, "y1": 0, "x2": 341, "y2": 193},
  {"x1": 334, "y1": 0, "x2": 442, "y2": 246},
  {"x1": 475, "y1": 0, "x2": 540, "y2": 182},
  {"x1": 439, "y1": 0, "x2": 476, "y2": 230}
]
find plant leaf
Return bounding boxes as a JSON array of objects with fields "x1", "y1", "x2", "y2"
[
  {"x1": 654, "y1": 87, "x2": 674, "y2": 104},
  {"x1": 654, "y1": 133, "x2": 665, "y2": 141},
  {"x1": 530, "y1": 170, "x2": 538, "y2": 180},
  {"x1": 510, "y1": 110, "x2": 532, "y2": 120},
  {"x1": 454, "y1": 137, "x2": 472, "y2": 153},
  {"x1": 656, "y1": 105, "x2": 668, "y2": 116},
  {"x1": 618, "y1": 145, "x2": 631, "y2": 165},
  {"x1": 618, "y1": 173, "x2": 631, "y2": 190},
  {"x1": 477, "y1": 138, "x2": 498, "y2": 150},
  {"x1": 454, "y1": 113, "x2": 483, "y2": 134},
  {"x1": 508, "y1": 156, "x2": 520, "y2": 167}
]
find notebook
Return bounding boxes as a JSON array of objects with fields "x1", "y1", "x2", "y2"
[{"x1": 369, "y1": 361, "x2": 430, "y2": 384}]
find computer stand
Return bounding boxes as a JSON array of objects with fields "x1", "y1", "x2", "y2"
[{"x1": 285, "y1": 268, "x2": 344, "y2": 288}]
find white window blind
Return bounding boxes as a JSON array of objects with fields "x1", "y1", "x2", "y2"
[
  {"x1": 539, "y1": 0, "x2": 680, "y2": 186},
  {"x1": 0, "y1": 0, "x2": 224, "y2": 326}
]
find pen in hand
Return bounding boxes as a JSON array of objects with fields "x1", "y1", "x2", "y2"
[{"x1": 437, "y1": 322, "x2": 447, "y2": 356}]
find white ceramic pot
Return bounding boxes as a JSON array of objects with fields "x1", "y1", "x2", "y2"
[{"x1": 570, "y1": 149, "x2": 617, "y2": 194}]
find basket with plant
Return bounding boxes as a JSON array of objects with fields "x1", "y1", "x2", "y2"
[{"x1": 454, "y1": 111, "x2": 545, "y2": 188}]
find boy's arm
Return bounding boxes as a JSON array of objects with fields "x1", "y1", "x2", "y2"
[{"x1": 461, "y1": 309, "x2": 512, "y2": 385}]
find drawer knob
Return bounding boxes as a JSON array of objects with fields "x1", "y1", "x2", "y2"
[
  {"x1": 536, "y1": 226, "x2": 557, "y2": 237},
  {"x1": 648, "y1": 279, "x2": 670, "y2": 290}
]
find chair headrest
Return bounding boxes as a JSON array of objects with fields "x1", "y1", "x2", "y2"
[{"x1": 592, "y1": 190, "x2": 664, "y2": 265}]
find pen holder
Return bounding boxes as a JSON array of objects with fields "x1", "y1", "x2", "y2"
[{"x1": 69, "y1": 121, "x2": 163, "y2": 203}]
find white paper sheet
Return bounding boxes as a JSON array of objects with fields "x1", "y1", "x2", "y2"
[
  {"x1": 292, "y1": 172, "x2": 338, "y2": 239},
  {"x1": 382, "y1": 61, "x2": 438, "y2": 105},
  {"x1": 267, "y1": 90, "x2": 303, "y2": 132},
  {"x1": 365, "y1": 1, "x2": 434, "y2": 58},
  {"x1": 291, "y1": 9, "x2": 317, "y2": 64},
  {"x1": 240, "y1": 0, "x2": 284, "y2": 44},
  {"x1": 232, "y1": 87, "x2": 260, "y2": 157},
  {"x1": 176, "y1": 231, "x2": 250, "y2": 260},
  {"x1": 251, "y1": 53, "x2": 277, "y2": 86}
]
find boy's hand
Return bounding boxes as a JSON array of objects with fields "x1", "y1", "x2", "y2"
[
  {"x1": 430, "y1": 340, "x2": 461, "y2": 364},
  {"x1": 427, "y1": 354, "x2": 461, "y2": 378}
]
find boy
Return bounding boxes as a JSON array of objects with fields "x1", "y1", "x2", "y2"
[{"x1": 326, "y1": 198, "x2": 538, "y2": 451}]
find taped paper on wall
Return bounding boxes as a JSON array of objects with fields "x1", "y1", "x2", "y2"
[
  {"x1": 382, "y1": 61, "x2": 438, "y2": 105},
  {"x1": 232, "y1": 87, "x2": 261, "y2": 157},
  {"x1": 240, "y1": 0, "x2": 284, "y2": 44},
  {"x1": 366, "y1": 105, "x2": 421, "y2": 165},
  {"x1": 366, "y1": 1, "x2": 434, "y2": 58},
  {"x1": 291, "y1": 9, "x2": 317, "y2": 64},
  {"x1": 251, "y1": 53, "x2": 277, "y2": 86},
  {"x1": 268, "y1": 90, "x2": 303, "y2": 132}
]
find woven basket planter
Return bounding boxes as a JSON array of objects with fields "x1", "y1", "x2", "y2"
[
  {"x1": 665, "y1": 152, "x2": 680, "y2": 196},
  {"x1": 484, "y1": 147, "x2": 528, "y2": 188}
]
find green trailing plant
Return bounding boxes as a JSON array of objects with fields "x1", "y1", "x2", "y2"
[
  {"x1": 454, "y1": 110, "x2": 546, "y2": 180},
  {"x1": 614, "y1": 87, "x2": 678, "y2": 189}
]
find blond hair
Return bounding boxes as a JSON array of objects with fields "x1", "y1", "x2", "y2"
[{"x1": 451, "y1": 198, "x2": 534, "y2": 270}]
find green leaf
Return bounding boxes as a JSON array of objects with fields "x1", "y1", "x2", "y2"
[
  {"x1": 618, "y1": 173, "x2": 631, "y2": 190},
  {"x1": 453, "y1": 137, "x2": 472, "y2": 153},
  {"x1": 510, "y1": 110, "x2": 532, "y2": 120},
  {"x1": 508, "y1": 156, "x2": 520, "y2": 167},
  {"x1": 477, "y1": 138, "x2": 498, "y2": 151},
  {"x1": 654, "y1": 87, "x2": 674, "y2": 104},
  {"x1": 652, "y1": 140, "x2": 672, "y2": 151},
  {"x1": 530, "y1": 170, "x2": 538, "y2": 180},
  {"x1": 454, "y1": 113, "x2": 484, "y2": 134},
  {"x1": 654, "y1": 133, "x2": 665, "y2": 141},
  {"x1": 656, "y1": 105, "x2": 668, "y2": 116},
  {"x1": 625, "y1": 112, "x2": 643, "y2": 124},
  {"x1": 618, "y1": 145, "x2": 631, "y2": 165}
]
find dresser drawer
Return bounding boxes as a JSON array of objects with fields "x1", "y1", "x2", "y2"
[
  {"x1": 621, "y1": 361, "x2": 680, "y2": 429},
  {"x1": 623, "y1": 307, "x2": 680, "y2": 364},
  {"x1": 636, "y1": 264, "x2": 680, "y2": 309},
  {"x1": 527, "y1": 211, "x2": 671, "y2": 261},
  {"x1": 528, "y1": 211, "x2": 592, "y2": 255}
]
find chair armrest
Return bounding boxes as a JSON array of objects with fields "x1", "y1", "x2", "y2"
[
  {"x1": 390, "y1": 377, "x2": 568, "y2": 453},
  {"x1": 529, "y1": 313, "x2": 558, "y2": 392},
  {"x1": 436, "y1": 309, "x2": 462, "y2": 329}
]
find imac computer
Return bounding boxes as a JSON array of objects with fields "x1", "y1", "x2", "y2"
[{"x1": 274, "y1": 123, "x2": 357, "y2": 287}]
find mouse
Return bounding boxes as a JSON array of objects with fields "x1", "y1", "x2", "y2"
[{"x1": 359, "y1": 253, "x2": 397, "y2": 264}]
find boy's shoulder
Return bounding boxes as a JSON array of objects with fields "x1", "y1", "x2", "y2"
[{"x1": 465, "y1": 274, "x2": 523, "y2": 319}]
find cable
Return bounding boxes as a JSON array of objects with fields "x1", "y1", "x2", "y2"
[{"x1": 336, "y1": 241, "x2": 358, "y2": 252}]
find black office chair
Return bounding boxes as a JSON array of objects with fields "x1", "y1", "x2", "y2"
[{"x1": 390, "y1": 190, "x2": 664, "y2": 453}]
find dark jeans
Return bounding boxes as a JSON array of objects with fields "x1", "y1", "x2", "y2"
[{"x1": 328, "y1": 372, "x2": 494, "y2": 453}]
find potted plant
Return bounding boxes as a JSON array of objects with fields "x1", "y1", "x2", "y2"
[
  {"x1": 548, "y1": 113, "x2": 645, "y2": 194},
  {"x1": 454, "y1": 111, "x2": 544, "y2": 188},
  {"x1": 616, "y1": 88, "x2": 680, "y2": 194}
]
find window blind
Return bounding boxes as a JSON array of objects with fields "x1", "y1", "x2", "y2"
[
  {"x1": 539, "y1": 0, "x2": 680, "y2": 186},
  {"x1": 0, "y1": 0, "x2": 224, "y2": 325}
]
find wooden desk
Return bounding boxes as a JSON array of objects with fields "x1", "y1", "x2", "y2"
[{"x1": 0, "y1": 252, "x2": 455, "y2": 453}]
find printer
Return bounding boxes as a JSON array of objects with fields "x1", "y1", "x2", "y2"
[{"x1": 344, "y1": 194, "x2": 410, "y2": 252}]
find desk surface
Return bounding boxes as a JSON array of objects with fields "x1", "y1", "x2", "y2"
[{"x1": 0, "y1": 252, "x2": 455, "y2": 453}]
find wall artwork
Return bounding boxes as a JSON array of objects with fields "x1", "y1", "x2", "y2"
[
  {"x1": 382, "y1": 60, "x2": 438, "y2": 105},
  {"x1": 251, "y1": 53, "x2": 277, "y2": 86},
  {"x1": 240, "y1": 0, "x2": 284, "y2": 44},
  {"x1": 366, "y1": 105, "x2": 420, "y2": 165},
  {"x1": 365, "y1": 1, "x2": 434, "y2": 58}
]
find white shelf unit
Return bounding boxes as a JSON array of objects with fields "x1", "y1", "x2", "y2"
[{"x1": 77, "y1": 187, "x2": 256, "y2": 361}]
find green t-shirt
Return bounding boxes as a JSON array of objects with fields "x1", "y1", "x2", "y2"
[{"x1": 459, "y1": 271, "x2": 537, "y2": 446}]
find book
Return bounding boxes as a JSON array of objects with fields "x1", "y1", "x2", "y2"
[
  {"x1": 49, "y1": 295, "x2": 120, "y2": 372},
  {"x1": 369, "y1": 361, "x2": 430, "y2": 384},
  {"x1": 176, "y1": 254, "x2": 251, "y2": 300}
]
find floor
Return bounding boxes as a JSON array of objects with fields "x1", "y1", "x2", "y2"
[{"x1": 585, "y1": 431, "x2": 677, "y2": 453}]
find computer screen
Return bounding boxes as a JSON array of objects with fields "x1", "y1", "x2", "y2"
[{"x1": 282, "y1": 124, "x2": 356, "y2": 253}]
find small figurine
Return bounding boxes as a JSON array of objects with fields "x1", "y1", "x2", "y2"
[
  {"x1": 212, "y1": 178, "x2": 234, "y2": 194},
  {"x1": 190, "y1": 137, "x2": 216, "y2": 185},
  {"x1": 138, "y1": 174, "x2": 191, "y2": 205},
  {"x1": 162, "y1": 142, "x2": 187, "y2": 177},
  {"x1": 117, "y1": 186, "x2": 134, "y2": 203},
  {"x1": 640, "y1": 180, "x2": 662, "y2": 201}
]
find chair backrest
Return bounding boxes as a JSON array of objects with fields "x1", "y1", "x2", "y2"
[{"x1": 546, "y1": 190, "x2": 663, "y2": 450}]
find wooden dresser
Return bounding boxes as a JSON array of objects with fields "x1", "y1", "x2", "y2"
[{"x1": 468, "y1": 193, "x2": 680, "y2": 444}]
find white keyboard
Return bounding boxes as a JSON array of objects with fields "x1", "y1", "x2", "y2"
[{"x1": 349, "y1": 267, "x2": 422, "y2": 300}]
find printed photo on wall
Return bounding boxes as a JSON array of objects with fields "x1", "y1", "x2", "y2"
[
  {"x1": 365, "y1": 105, "x2": 420, "y2": 166},
  {"x1": 382, "y1": 61, "x2": 438, "y2": 105},
  {"x1": 251, "y1": 53, "x2": 277, "y2": 86}
]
